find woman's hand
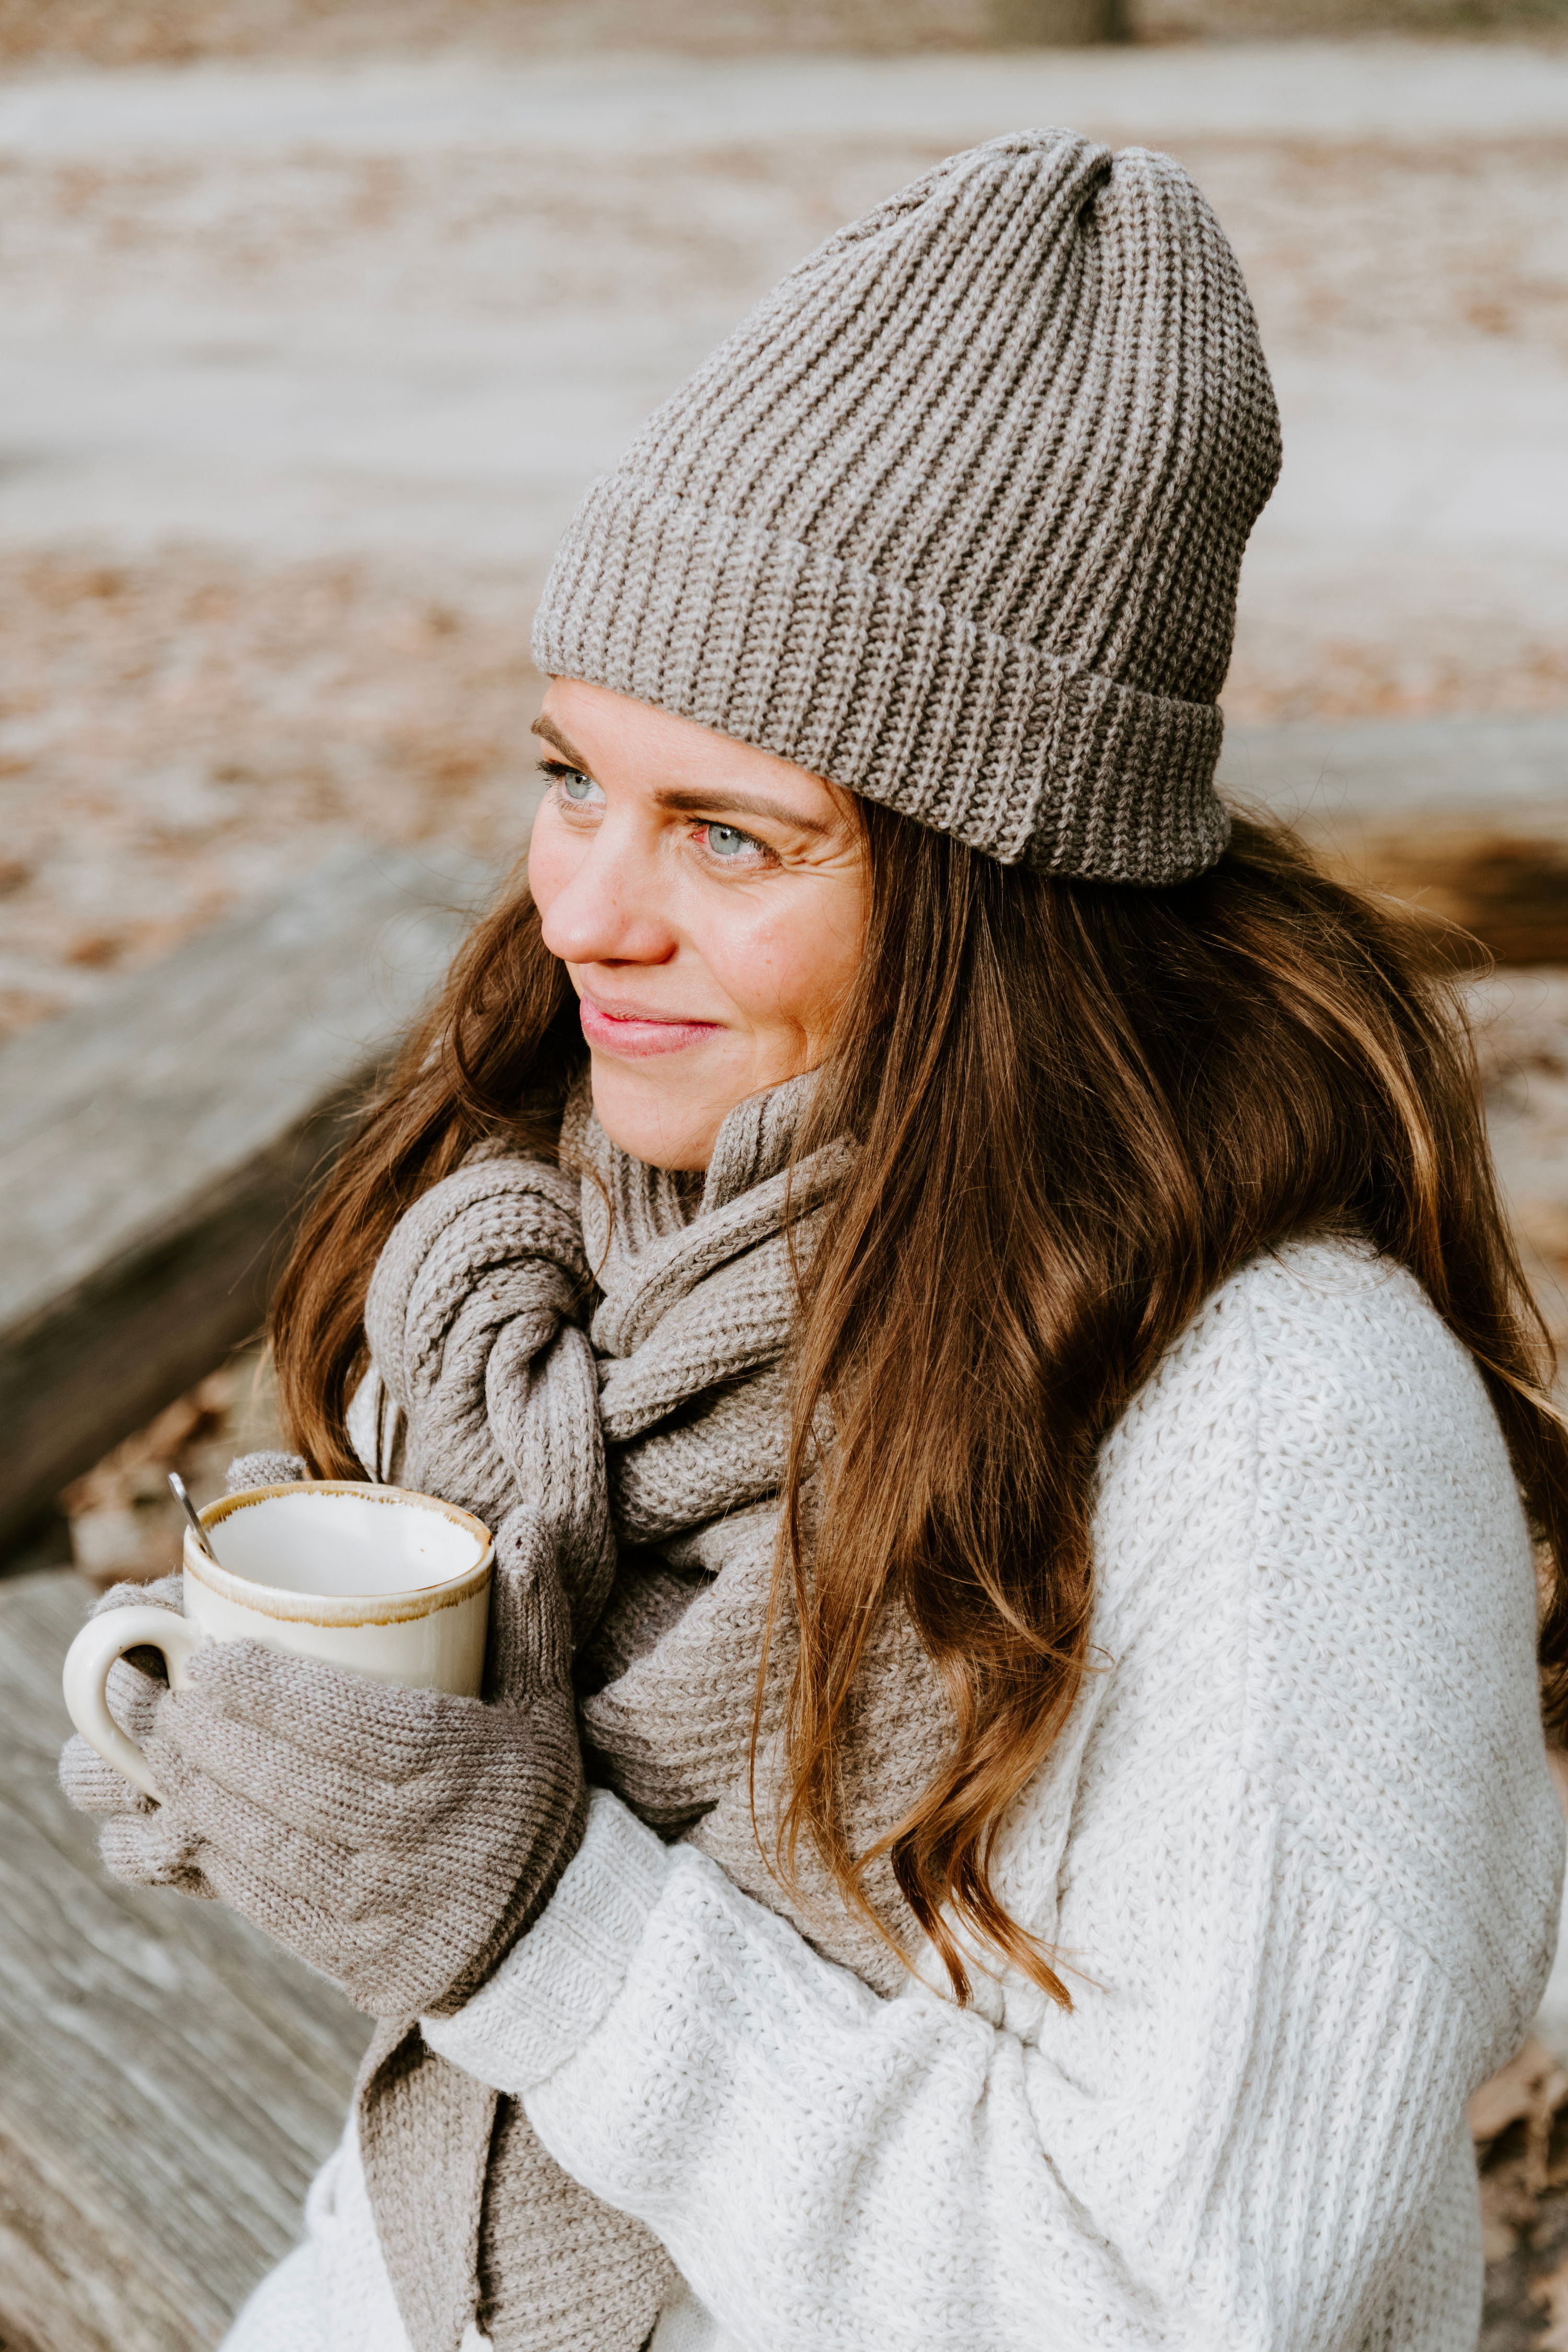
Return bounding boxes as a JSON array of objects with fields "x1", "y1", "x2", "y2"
[
  {"x1": 98, "y1": 1636, "x2": 586, "y2": 2017},
  {"x1": 59, "y1": 1452, "x2": 587, "y2": 2016},
  {"x1": 59, "y1": 1572, "x2": 221, "y2": 1899},
  {"x1": 59, "y1": 1449, "x2": 314, "y2": 1900},
  {"x1": 58, "y1": 1447, "x2": 312, "y2": 1849}
]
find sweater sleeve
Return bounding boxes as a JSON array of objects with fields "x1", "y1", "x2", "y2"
[
  {"x1": 424, "y1": 1243, "x2": 1564, "y2": 2350},
  {"x1": 428, "y1": 1789, "x2": 1478, "y2": 2348}
]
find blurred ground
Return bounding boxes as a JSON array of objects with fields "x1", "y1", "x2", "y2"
[
  {"x1": 0, "y1": 551, "x2": 532, "y2": 1032},
  {"x1": 60, "y1": 1344, "x2": 280, "y2": 1584},
  {"x1": 3, "y1": 16, "x2": 1567, "y2": 2334},
  {"x1": 1477, "y1": 2031, "x2": 1568, "y2": 2346},
  {"x1": 3, "y1": 43, "x2": 1568, "y2": 1032},
  {"x1": 1, "y1": 0, "x2": 1564, "y2": 59}
]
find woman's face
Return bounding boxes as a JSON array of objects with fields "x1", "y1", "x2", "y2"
[{"x1": 526, "y1": 677, "x2": 868, "y2": 1171}]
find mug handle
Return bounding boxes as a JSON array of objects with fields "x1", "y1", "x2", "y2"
[{"x1": 62, "y1": 1607, "x2": 204, "y2": 1803}]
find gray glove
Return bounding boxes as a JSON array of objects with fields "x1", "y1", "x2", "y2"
[
  {"x1": 224, "y1": 1450, "x2": 309, "y2": 1492},
  {"x1": 59, "y1": 1451, "x2": 309, "y2": 1888},
  {"x1": 61, "y1": 1451, "x2": 586, "y2": 2016},
  {"x1": 58, "y1": 1572, "x2": 220, "y2": 1900},
  {"x1": 111, "y1": 1634, "x2": 587, "y2": 2017}
]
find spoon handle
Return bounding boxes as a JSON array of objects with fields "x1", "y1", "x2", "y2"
[{"x1": 167, "y1": 1471, "x2": 216, "y2": 1562}]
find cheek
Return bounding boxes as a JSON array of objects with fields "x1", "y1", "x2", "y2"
[
  {"x1": 702, "y1": 882, "x2": 863, "y2": 1041},
  {"x1": 524, "y1": 807, "x2": 574, "y2": 919}
]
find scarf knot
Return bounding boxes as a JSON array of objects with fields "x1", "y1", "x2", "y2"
[{"x1": 354, "y1": 1074, "x2": 947, "y2": 2352}]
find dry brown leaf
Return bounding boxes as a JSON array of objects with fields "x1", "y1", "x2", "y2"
[
  {"x1": 1537, "y1": 2257, "x2": 1568, "y2": 2351},
  {"x1": 1471, "y1": 2037, "x2": 1568, "y2": 2166},
  {"x1": 58, "y1": 1352, "x2": 279, "y2": 1586}
]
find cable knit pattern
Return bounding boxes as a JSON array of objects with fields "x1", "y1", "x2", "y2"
[{"x1": 404, "y1": 1237, "x2": 1564, "y2": 2352}]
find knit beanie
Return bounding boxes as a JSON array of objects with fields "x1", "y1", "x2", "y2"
[{"x1": 532, "y1": 129, "x2": 1281, "y2": 885}]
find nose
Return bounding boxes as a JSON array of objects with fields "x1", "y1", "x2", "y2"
[{"x1": 536, "y1": 811, "x2": 677, "y2": 970}]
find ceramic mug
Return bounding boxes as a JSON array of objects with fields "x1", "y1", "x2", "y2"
[{"x1": 61, "y1": 1481, "x2": 494, "y2": 1802}]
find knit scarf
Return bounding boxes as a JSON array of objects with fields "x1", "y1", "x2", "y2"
[{"x1": 352, "y1": 1075, "x2": 953, "y2": 2352}]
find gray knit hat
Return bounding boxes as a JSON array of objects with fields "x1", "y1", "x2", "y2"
[{"x1": 533, "y1": 129, "x2": 1281, "y2": 885}]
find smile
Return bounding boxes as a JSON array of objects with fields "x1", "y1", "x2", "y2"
[{"x1": 578, "y1": 995, "x2": 723, "y2": 1059}]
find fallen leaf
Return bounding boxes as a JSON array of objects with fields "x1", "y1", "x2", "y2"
[
  {"x1": 1472, "y1": 2038, "x2": 1568, "y2": 2149},
  {"x1": 1537, "y1": 2256, "x2": 1568, "y2": 2350}
]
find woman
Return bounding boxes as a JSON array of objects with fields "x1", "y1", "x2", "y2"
[{"x1": 65, "y1": 130, "x2": 1568, "y2": 2350}]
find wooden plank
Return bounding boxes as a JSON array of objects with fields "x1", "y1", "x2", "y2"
[
  {"x1": 1221, "y1": 713, "x2": 1568, "y2": 815},
  {"x1": 1219, "y1": 714, "x2": 1568, "y2": 965},
  {"x1": 1, "y1": 716, "x2": 1560, "y2": 1553},
  {"x1": 990, "y1": 0, "x2": 1126, "y2": 41},
  {"x1": 0, "y1": 844, "x2": 495, "y2": 1548},
  {"x1": 0, "y1": 1568, "x2": 373, "y2": 2352}
]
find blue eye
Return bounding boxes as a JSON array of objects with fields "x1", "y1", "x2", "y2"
[
  {"x1": 559, "y1": 769, "x2": 602, "y2": 805},
  {"x1": 707, "y1": 824, "x2": 756, "y2": 858}
]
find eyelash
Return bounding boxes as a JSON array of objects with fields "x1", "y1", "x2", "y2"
[{"x1": 536, "y1": 758, "x2": 776, "y2": 869}]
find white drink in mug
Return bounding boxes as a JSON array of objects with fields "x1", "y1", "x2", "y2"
[{"x1": 62, "y1": 1482, "x2": 494, "y2": 1802}]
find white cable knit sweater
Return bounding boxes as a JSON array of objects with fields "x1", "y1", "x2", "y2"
[{"x1": 226, "y1": 1238, "x2": 1564, "y2": 2352}]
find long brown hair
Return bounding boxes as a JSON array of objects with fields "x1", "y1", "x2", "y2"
[{"x1": 271, "y1": 804, "x2": 1568, "y2": 2005}]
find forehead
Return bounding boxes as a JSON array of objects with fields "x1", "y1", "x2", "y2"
[{"x1": 537, "y1": 679, "x2": 855, "y2": 830}]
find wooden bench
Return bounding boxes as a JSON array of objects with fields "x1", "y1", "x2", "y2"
[
  {"x1": 0, "y1": 726, "x2": 1563, "y2": 2351},
  {"x1": 0, "y1": 840, "x2": 493, "y2": 2349},
  {"x1": 0, "y1": 843, "x2": 495, "y2": 1551},
  {"x1": 0, "y1": 1566, "x2": 372, "y2": 2352},
  {"x1": 1220, "y1": 713, "x2": 1568, "y2": 965}
]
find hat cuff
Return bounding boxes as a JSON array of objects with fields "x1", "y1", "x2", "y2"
[{"x1": 532, "y1": 471, "x2": 1230, "y2": 886}]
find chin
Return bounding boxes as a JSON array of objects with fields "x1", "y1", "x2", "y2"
[{"x1": 587, "y1": 1072, "x2": 719, "y2": 1173}]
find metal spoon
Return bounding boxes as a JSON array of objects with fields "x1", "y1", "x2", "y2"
[{"x1": 167, "y1": 1471, "x2": 216, "y2": 1563}]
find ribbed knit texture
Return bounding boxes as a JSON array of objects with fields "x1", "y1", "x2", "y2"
[
  {"x1": 91, "y1": 1634, "x2": 589, "y2": 2020},
  {"x1": 533, "y1": 129, "x2": 1281, "y2": 884},
  {"x1": 429, "y1": 1239, "x2": 1564, "y2": 2352},
  {"x1": 233, "y1": 1237, "x2": 1565, "y2": 2352},
  {"x1": 340, "y1": 1079, "x2": 952, "y2": 2352}
]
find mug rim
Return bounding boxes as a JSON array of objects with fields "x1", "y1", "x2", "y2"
[{"x1": 187, "y1": 1481, "x2": 495, "y2": 1627}]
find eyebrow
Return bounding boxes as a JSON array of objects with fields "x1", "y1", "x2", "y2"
[
  {"x1": 531, "y1": 716, "x2": 833, "y2": 838},
  {"x1": 654, "y1": 786, "x2": 832, "y2": 838},
  {"x1": 532, "y1": 714, "x2": 592, "y2": 766}
]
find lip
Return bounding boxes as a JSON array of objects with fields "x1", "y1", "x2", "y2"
[{"x1": 579, "y1": 993, "x2": 723, "y2": 1059}]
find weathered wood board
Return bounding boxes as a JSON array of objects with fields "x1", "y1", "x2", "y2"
[
  {"x1": 1220, "y1": 714, "x2": 1568, "y2": 965},
  {"x1": 0, "y1": 1568, "x2": 373, "y2": 2352},
  {"x1": 0, "y1": 721, "x2": 1562, "y2": 2352},
  {"x1": 0, "y1": 844, "x2": 496, "y2": 1549}
]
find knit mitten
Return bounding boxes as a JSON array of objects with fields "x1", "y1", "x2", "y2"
[
  {"x1": 58, "y1": 1448, "x2": 305, "y2": 1873},
  {"x1": 101, "y1": 1625, "x2": 585, "y2": 2018},
  {"x1": 59, "y1": 1574, "x2": 218, "y2": 1898},
  {"x1": 225, "y1": 1450, "x2": 309, "y2": 1493}
]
